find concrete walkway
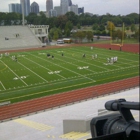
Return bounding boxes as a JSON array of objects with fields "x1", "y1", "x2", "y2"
[{"x1": 0, "y1": 87, "x2": 139, "y2": 140}]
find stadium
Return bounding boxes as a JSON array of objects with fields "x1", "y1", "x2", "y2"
[{"x1": 0, "y1": 24, "x2": 139, "y2": 140}]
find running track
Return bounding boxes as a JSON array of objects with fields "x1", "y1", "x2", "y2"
[
  {"x1": 0, "y1": 76, "x2": 139, "y2": 121},
  {"x1": 0, "y1": 44, "x2": 139, "y2": 121}
]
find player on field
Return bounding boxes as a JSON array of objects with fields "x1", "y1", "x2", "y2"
[
  {"x1": 95, "y1": 54, "x2": 97, "y2": 58},
  {"x1": 83, "y1": 54, "x2": 86, "y2": 58},
  {"x1": 92, "y1": 55, "x2": 94, "y2": 60}
]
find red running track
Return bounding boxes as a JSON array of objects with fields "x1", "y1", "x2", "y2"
[{"x1": 0, "y1": 76, "x2": 139, "y2": 121}]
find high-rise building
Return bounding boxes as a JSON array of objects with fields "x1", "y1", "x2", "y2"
[
  {"x1": 49, "y1": 9, "x2": 57, "y2": 17},
  {"x1": 46, "y1": 0, "x2": 53, "y2": 13},
  {"x1": 60, "y1": 0, "x2": 69, "y2": 15},
  {"x1": 54, "y1": 6, "x2": 61, "y2": 16},
  {"x1": 68, "y1": 4, "x2": 78, "y2": 15},
  {"x1": 78, "y1": 7, "x2": 84, "y2": 15},
  {"x1": 20, "y1": 0, "x2": 30, "y2": 16},
  {"x1": 68, "y1": 0, "x2": 72, "y2": 6},
  {"x1": 31, "y1": 2, "x2": 39, "y2": 14},
  {"x1": 9, "y1": 3, "x2": 21, "y2": 14}
]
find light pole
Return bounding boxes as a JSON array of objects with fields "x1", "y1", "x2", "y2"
[{"x1": 21, "y1": 0, "x2": 25, "y2": 26}]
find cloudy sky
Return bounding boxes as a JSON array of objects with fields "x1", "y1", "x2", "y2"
[{"x1": 0, "y1": 0, "x2": 139, "y2": 15}]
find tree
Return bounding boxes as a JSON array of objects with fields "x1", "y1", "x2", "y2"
[
  {"x1": 126, "y1": 26, "x2": 130, "y2": 31},
  {"x1": 65, "y1": 11, "x2": 78, "y2": 25},
  {"x1": 134, "y1": 29, "x2": 140, "y2": 42},
  {"x1": 131, "y1": 24, "x2": 136, "y2": 33},
  {"x1": 50, "y1": 27, "x2": 62, "y2": 39},
  {"x1": 53, "y1": 31, "x2": 59, "y2": 40},
  {"x1": 55, "y1": 15, "x2": 68, "y2": 30},
  {"x1": 99, "y1": 24, "x2": 105, "y2": 31},
  {"x1": 65, "y1": 21, "x2": 73, "y2": 31},
  {"x1": 86, "y1": 31, "x2": 93, "y2": 42},
  {"x1": 65, "y1": 29, "x2": 71, "y2": 37},
  {"x1": 106, "y1": 21, "x2": 115, "y2": 32},
  {"x1": 75, "y1": 31, "x2": 86, "y2": 43},
  {"x1": 77, "y1": 23, "x2": 81, "y2": 29},
  {"x1": 92, "y1": 23, "x2": 98, "y2": 31}
]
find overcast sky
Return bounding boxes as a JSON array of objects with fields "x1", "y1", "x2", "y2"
[{"x1": 0, "y1": 0, "x2": 139, "y2": 15}]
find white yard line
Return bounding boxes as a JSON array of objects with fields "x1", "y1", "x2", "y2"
[
  {"x1": 28, "y1": 53, "x2": 95, "y2": 81},
  {"x1": 18, "y1": 61, "x2": 48, "y2": 83},
  {"x1": 94, "y1": 47, "x2": 139, "y2": 63},
  {"x1": 23, "y1": 57, "x2": 66, "y2": 80},
  {"x1": 0, "y1": 76, "x2": 94, "y2": 95},
  {"x1": 69, "y1": 48, "x2": 138, "y2": 68},
  {"x1": 60, "y1": 49, "x2": 110, "y2": 71},
  {"x1": 0, "y1": 60, "x2": 28, "y2": 86},
  {"x1": 49, "y1": 50, "x2": 97, "y2": 73},
  {"x1": 0, "y1": 81, "x2": 6, "y2": 90}
]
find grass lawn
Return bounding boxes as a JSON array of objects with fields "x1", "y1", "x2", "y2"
[{"x1": 0, "y1": 46, "x2": 139, "y2": 104}]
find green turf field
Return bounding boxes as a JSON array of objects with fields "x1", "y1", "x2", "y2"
[{"x1": 0, "y1": 46, "x2": 139, "y2": 104}]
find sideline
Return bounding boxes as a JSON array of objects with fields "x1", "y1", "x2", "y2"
[{"x1": 0, "y1": 81, "x2": 6, "y2": 90}]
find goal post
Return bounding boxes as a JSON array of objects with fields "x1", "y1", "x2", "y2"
[{"x1": 110, "y1": 23, "x2": 125, "y2": 51}]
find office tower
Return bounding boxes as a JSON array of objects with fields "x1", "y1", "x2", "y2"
[
  {"x1": 20, "y1": 0, "x2": 30, "y2": 16},
  {"x1": 31, "y1": 2, "x2": 39, "y2": 14},
  {"x1": 54, "y1": 6, "x2": 61, "y2": 16},
  {"x1": 78, "y1": 7, "x2": 84, "y2": 14},
  {"x1": 68, "y1": 4, "x2": 78, "y2": 15},
  {"x1": 49, "y1": 9, "x2": 57, "y2": 17},
  {"x1": 60, "y1": 0, "x2": 69, "y2": 15},
  {"x1": 9, "y1": 3, "x2": 21, "y2": 14},
  {"x1": 46, "y1": 0, "x2": 53, "y2": 13},
  {"x1": 68, "y1": 0, "x2": 72, "y2": 6}
]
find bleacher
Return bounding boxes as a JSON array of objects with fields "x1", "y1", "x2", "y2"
[{"x1": 0, "y1": 26, "x2": 41, "y2": 50}]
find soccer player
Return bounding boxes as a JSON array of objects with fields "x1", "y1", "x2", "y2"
[
  {"x1": 15, "y1": 56, "x2": 17, "y2": 62},
  {"x1": 95, "y1": 54, "x2": 97, "y2": 59},
  {"x1": 107, "y1": 58, "x2": 110, "y2": 63},
  {"x1": 83, "y1": 54, "x2": 86, "y2": 58}
]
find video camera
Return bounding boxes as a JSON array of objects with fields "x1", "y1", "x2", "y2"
[{"x1": 88, "y1": 99, "x2": 140, "y2": 140}]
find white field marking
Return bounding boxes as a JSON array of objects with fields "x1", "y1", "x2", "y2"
[
  {"x1": 56, "y1": 49, "x2": 139, "y2": 73},
  {"x1": 17, "y1": 55, "x2": 25, "y2": 57},
  {"x1": 23, "y1": 56, "x2": 66, "y2": 80},
  {"x1": 66, "y1": 48, "x2": 123, "y2": 68},
  {"x1": 93, "y1": 47, "x2": 139, "y2": 63},
  {"x1": 69, "y1": 48, "x2": 134, "y2": 66},
  {"x1": 18, "y1": 61, "x2": 48, "y2": 82},
  {"x1": 28, "y1": 53, "x2": 95, "y2": 81},
  {"x1": 50, "y1": 50, "x2": 110, "y2": 71},
  {"x1": 38, "y1": 53, "x2": 46, "y2": 55},
  {"x1": 0, "y1": 76, "x2": 88, "y2": 95},
  {"x1": 0, "y1": 81, "x2": 6, "y2": 90},
  {"x1": 0, "y1": 60, "x2": 28, "y2": 86}
]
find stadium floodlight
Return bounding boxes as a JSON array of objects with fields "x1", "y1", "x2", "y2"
[{"x1": 21, "y1": 0, "x2": 25, "y2": 26}]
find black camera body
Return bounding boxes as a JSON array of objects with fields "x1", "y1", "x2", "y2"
[{"x1": 88, "y1": 99, "x2": 140, "y2": 140}]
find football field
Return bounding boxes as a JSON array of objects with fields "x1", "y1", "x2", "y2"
[{"x1": 0, "y1": 46, "x2": 139, "y2": 103}]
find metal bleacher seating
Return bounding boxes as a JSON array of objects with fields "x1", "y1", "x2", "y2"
[{"x1": 0, "y1": 26, "x2": 41, "y2": 50}]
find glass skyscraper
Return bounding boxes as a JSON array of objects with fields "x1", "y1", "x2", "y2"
[
  {"x1": 31, "y1": 2, "x2": 39, "y2": 14},
  {"x1": 46, "y1": 0, "x2": 53, "y2": 13},
  {"x1": 20, "y1": 0, "x2": 30, "y2": 16},
  {"x1": 9, "y1": 3, "x2": 21, "y2": 14},
  {"x1": 60, "y1": 0, "x2": 69, "y2": 15}
]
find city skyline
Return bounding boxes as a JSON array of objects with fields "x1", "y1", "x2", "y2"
[{"x1": 0, "y1": 0, "x2": 139, "y2": 15}]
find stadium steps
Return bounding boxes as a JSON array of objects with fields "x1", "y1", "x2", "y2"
[{"x1": 0, "y1": 26, "x2": 41, "y2": 50}]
